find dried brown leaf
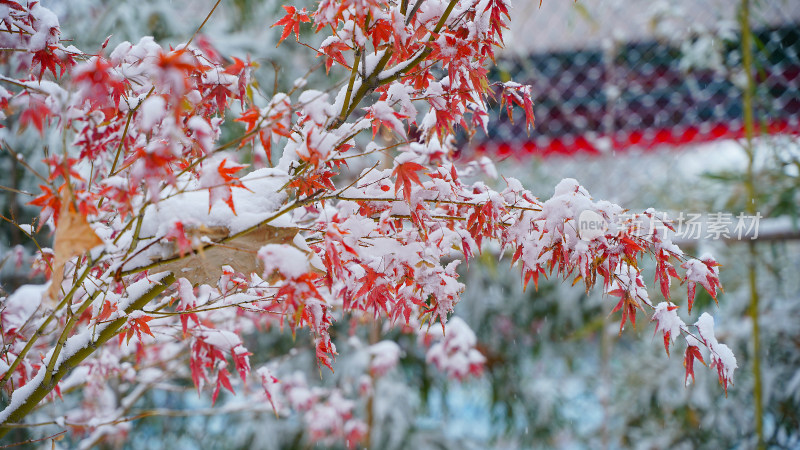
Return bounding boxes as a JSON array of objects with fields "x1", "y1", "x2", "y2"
[
  {"x1": 157, "y1": 223, "x2": 301, "y2": 286},
  {"x1": 46, "y1": 197, "x2": 103, "y2": 303}
]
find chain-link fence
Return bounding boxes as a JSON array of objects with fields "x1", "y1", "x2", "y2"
[{"x1": 468, "y1": 0, "x2": 800, "y2": 158}]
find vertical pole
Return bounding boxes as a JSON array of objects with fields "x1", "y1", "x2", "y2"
[{"x1": 739, "y1": 0, "x2": 764, "y2": 447}]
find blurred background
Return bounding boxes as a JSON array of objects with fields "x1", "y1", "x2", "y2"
[{"x1": 1, "y1": 0, "x2": 799, "y2": 448}]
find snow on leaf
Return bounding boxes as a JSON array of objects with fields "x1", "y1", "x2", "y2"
[
  {"x1": 319, "y1": 38, "x2": 350, "y2": 74},
  {"x1": 426, "y1": 317, "x2": 485, "y2": 380},
  {"x1": 651, "y1": 302, "x2": 685, "y2": 357},
  {"x1": 695, "y1": 313, "x2": 737, "y2": 395},
  {"x1": 364, "y1": 101, "x2": 407, "y2": 139},
  {"x1": 257, "y1": 366, "x2": 282, "y2": 415},
  {"x1": 681, "y1": 255, "x2": 723, "y2": 313},
  {"x1": 368, "y1": 341, "x2": 402, "y2": 376},
  {"x1": 500, "y1": 82, "x2": 535, "y2": 133}
]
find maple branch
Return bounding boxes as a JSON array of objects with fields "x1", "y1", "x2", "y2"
[
  {"x1": 0, "y1": 213, "x2": 46, "y2": 260},
  {"x1": 7, "y1": 403, "x2": 280, "y2": 431},
  {"x1": 2, "y1": 143, "x2": 50, "y2": 185},
  {"x1": 42, "y1": 280, "x2": 106, "y2": 386},
  {"x1": 740, "y1": 0, "x2": 764, "y2": 440},
  {"x1": 337, "y1": 49, "x2": 361, "y2": 123},
  {"x1": 386, "y1": 214, "x2": 464, "y2": 221},
  {"x1": 404, "y1": 0, "x2": 425, "y2": 25},
  {"x1": 0, "y1": 261, "x2": 96, "y2": 389},
  {"x1": 330, "y1": 0, "x2": 458, "y2": 129},
  {"x1": 0, "y1": 185, "x2": 33, "y2": 196},
  {"x1": 0, "y1": 273, "x2": 176, "y2": 438},
  {"x1": 332, "y1": 138, "x2": 410, "y2": 161},
  {"x1": 126, "y1": 208, "x2": 146, "y2": 259},
  {"x1": 0, "y1": 75, "x2": 47, "y2": 94},
  {"x1": 335, "y1": 49, "x2": 392, "y2": 126},
  {"x1": 0, "y1": 430, "x2": 67, "y2": 448},
  {"x1": 108, "y1": 86, "x2": 154, "y2": 178},
  {"x1": 186, "y1": 0, "x2": 222, "y2": 47},
  {"x1": 332, "y1": 195, "x2": 542, "y2": 213}
]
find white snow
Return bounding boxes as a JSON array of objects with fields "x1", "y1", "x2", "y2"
[
  {"x1": 426, "y1": 317, "x2": 485, "y2": 379},
  {"x1": 258, "y1": 244, "x2": 310, "y2": 280},
  {"x1": 121, "y1": 167, "x2": 291, "y2": 272},
  {"x1": 368, "y1": 340, "x2": 402, "y2": 376},
  {"x1": 652, "y1": 302, "x2": 686, "y2": 345},
  {"x1": 138, "y1": 95, "x2": 167, "y2": 131},
  {"x1": 1, "y1": 284, "x2": 47, "y2": 333}
]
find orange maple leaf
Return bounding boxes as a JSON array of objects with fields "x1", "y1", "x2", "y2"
[{"x1": 46, "y1": 189, "x2": 104, "y2": 304}]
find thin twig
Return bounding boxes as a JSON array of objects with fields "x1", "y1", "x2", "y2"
[
  {"x1": 186, "y1": 0, "x2": 222, "y2": 48},
  {"x1": 2, "y1": 144, "x2": 49, "y2": 184},
  {"x1": 0, "y1": 430, "x2": 67, "y2": 448},
  {"x1": 0, "y1": 185, "x2": 33, "y2": 196}
]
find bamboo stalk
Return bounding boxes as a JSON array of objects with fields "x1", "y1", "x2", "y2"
[{"x1": 739, "y1": 0, "x2": 764, "y2": 447}]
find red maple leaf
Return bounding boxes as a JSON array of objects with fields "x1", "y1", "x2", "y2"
[
  {"x1": 45, "y1": 155, "x2": 84, "y2": 182},
  {"x1": 94, "y1": 299, "x2": 118, "y2": 322},
  {"x1": 484, "y1": 0, "x2": 511, "y2": 43},
  {"x1": 212, "y1": 368, "x2": 235, "y2": 405},
  {"x1": 354, "y1": 266, "x2": 395, "y2": 317},
  {"x1": 287, "y1": 170, "x2": 335, "y2": 197},
  {"x1": 31, "y1": 46, "x2": 67, "y2": 80},
  {"x1": 208, "y1": 158, "x2": 249, "y2": 214},
  {"x1": 683, "y1": 345, "x2": 706, "y2": 385},
  {"x1": 682, "y1": 257, "x2": 723, "y2": 313},
  {"x1": 370, "y1": 19, "x2": 393, "y2": 48},
  {"x1": 609, "y1": 291, "x2": 644, "y2": 335},
  {"x1": 157, "y1": 48, "x2": 203, "y2": 74},
  {"x1": 392, "y1": 161, "x2": 426, "y2": 203},
  {"x1": 236, "y1": 106, "x2": 261, "y2": 135},
  {"x1": 652, "y1": 303, "x2": 680, "y2": 356},
  {"x1": 522, "y1": 266, "x2": 543, "y2": 292},
  {"x1": 218, "y1": 158, "x2": 246, "y2": 183},
  {"x1": 319, "y1": 40, "x2": 351, "y2": 74},
  {"x1": 73, "y1": 57, "x2": 127, "y2": 109},
  {"x1": 18, "y1": 97, "x2": 51, "y2": 134},
  {"x1": 204, "y1": 84, "x2": 232, "y2": 114},
  {"x1": 121, "y1": 314, "x2": 155, "y2": 345},
  {"x1": 501, "y1": 83, "x2": 535, "y2": 133},
  {"x1": 390, "y1": 293, "x2": 425, "y2": 325},
  {"x1": 272, "y1": 5, "x2": 311, "y2": 46},
  {"x1": 654, "y1": 250, "x2": 680, "y2": 300},
  {"x1": 223, "y1": 56, "x2": 246, "y2": 75},
  {"x1": 315, "y1": 336, "x2": 336, "y2": 372},
  {"x1": 164, "y1": 221, "x2": 193, "y2": 257}
]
